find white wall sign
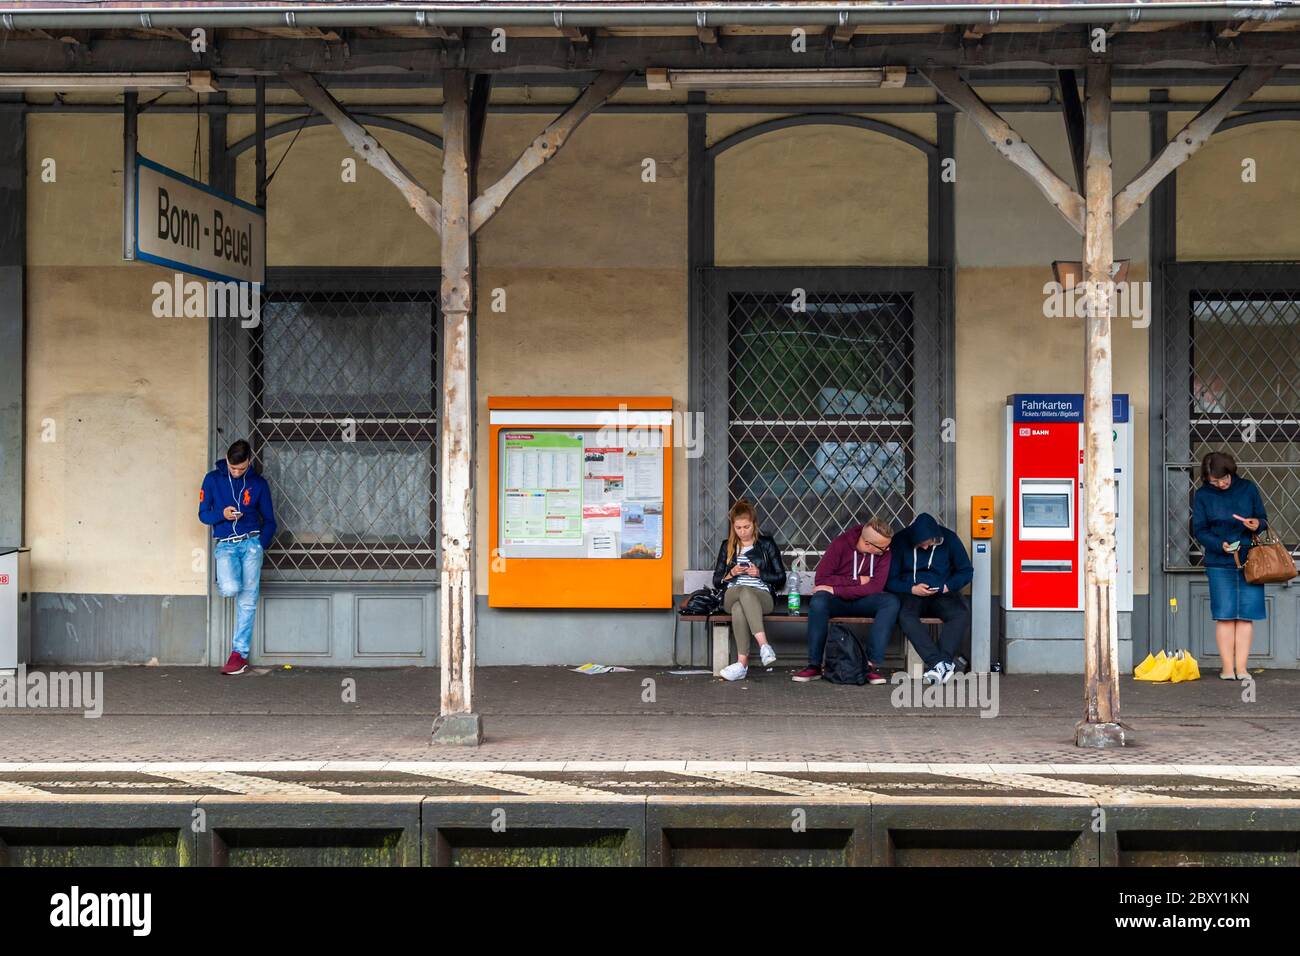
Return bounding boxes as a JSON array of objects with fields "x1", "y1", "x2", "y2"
[{"x1": 130, "y1": 155, "x2": 265, "y2": 284}]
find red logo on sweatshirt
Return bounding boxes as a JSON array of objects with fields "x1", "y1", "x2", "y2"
[
  {"x1": 199, "y1": 489, "x2": 204, "y2": 502},
  {"x1": 243, "y1": 489, "x2": 252, "y2": 506}
]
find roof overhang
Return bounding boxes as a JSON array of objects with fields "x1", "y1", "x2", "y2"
[{"x1": 2, "y1": 2, "x2": 1300, "y2": 30}]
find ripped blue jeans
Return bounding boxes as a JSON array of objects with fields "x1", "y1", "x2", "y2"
[{"x1": 215, "y1": 537, "x2": 263, "y2": 657}]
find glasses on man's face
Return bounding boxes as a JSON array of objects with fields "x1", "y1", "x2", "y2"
[{"x1": 860, "y1": 536, "x2": 889, "y2": 553}]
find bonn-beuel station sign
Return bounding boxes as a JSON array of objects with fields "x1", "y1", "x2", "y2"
[{"x1": 131, "y1": 155, "x2": 265, "y2": 285}]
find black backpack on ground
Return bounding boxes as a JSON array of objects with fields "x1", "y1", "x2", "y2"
[{"x1": 823, "y1": 623, "x2": 868, "y2": 685}]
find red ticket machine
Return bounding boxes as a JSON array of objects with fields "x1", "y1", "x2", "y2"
[{"x1": 1003, "y1": 393, "x2": 1133, "y2": 612}]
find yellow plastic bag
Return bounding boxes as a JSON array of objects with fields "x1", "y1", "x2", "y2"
[
  {"x1": 1136, "y1": 650, "x2": 1175, "y2": 682},
  {"x1": 1134, "y1": 650, "x2": 1169, "y2": 681},
  {"x1": 1170, "y1": 649, "x2": 1201, "y2": 683},
  {"x1": 1133, "y1": 651, "x2": 1160, "y2": 679}
]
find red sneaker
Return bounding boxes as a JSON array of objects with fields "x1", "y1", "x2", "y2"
[
  {"x1": 221, "y1": 652, "x2": 248, "y2": 676},
  {"x1": 865, "y1": 665, "x2": 887, "y2": 685},
  {"x1": 791, "y1": 666, "x2": 822, "y2": 683}
]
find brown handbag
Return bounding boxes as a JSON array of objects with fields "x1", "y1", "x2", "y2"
[{"x1": 1233, "y1": 530, "x2": 1299, "y2": 585}]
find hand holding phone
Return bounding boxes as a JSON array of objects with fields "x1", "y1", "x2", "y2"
[{"x1": 1231, "y1": 513, "x2": 1260, "y2": 532}]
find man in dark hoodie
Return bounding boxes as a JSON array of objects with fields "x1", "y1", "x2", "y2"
[
  {"x1": 199, "y1": 440, "x2": 277, "y2": 675},
  {"x1": 792, "y1": 517, "x2": 898, "y2": 684},
  {"x1": 887, "y1": 512, "x2": 972, "y2": 685}
]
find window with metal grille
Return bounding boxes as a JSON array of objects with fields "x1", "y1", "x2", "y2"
[
  {"x1": 214, "y1": 269, "x2": 439, "y2": 581},
  {"x1": 695, "y1": 268, "x2": 949, "y2": 568},
  {"x1": 1162, "y1": 263, "x2": 1300, "y2": 568},
  {"x1": 729, "y1": 290, "x2": 914, "y2": 556}
]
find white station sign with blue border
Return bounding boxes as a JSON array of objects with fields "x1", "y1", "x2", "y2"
[{"x1": 133, "y1": 155, "x2": 265, "y2": 285}]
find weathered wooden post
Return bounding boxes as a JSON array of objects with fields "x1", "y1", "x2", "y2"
[
  {"x1": 1076, "y1": 62, "x2": 1125, "y2": 748},
  {"x1": 922, "y1": 61, "x2": 1274, "y2": 748},
  {"x1": 281, "y1": 66, "x2": 629, "y2": 744},
  {"x1": 432, "y1": 69, "x2": 481, "y2": 744}
]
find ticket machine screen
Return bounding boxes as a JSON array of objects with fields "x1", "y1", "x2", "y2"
[{"x1": 1023, "y1": 494, "x2": 1070, "y2": 528}]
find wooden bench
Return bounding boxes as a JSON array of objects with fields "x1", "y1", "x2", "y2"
[
  {"x1": 678, "y1": 610, "x2": 941, "y2": 678},
  {"x1": 679, "y1": 570, "x2": 943, "y2": 678}
]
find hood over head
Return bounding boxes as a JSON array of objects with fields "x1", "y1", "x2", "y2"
[{"x1": 904, "y1": 512, "x2": 944, "y2": 547}]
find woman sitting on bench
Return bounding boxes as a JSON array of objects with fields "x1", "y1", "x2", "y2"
[{"x1": 712, "y1": 499, "x2": 786, "y2": 681}]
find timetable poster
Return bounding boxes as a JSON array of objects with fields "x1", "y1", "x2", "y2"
[
  {"x1": 499, "y1": 428, "x2": 665, "y2": 559},
  {"x1": 502, "y1": 432, "x2": 583, "y2": 546}
]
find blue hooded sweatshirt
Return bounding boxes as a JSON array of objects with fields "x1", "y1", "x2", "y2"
[
  {"x1": 887, "y1": 512, "x2": 974, "y2": 595},
  {"x1": 1192, "y1": 476, "x2": 1268, "y2": 569},
  {"x1": 199, "y1": 459, "x2": 278, "y2": 548}
]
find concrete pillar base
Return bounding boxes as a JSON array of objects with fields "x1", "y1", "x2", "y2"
[
  {"x1": 1074, "y1": 720, "x2": 1128, "y2": 749},
  {"x1": 431, "y1": 713, "x2": 483, "y2": 746}
]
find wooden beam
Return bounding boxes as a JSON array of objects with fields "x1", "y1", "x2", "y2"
[
  {"x1": 1058, "y1": 69, "x2": 1086, "y2": 190},
  {"x1": 1078, "y1": 61, "x2": 1125, "y2": 748},
  {"x1": 1218, "y1": 19, "x2": 1267, "y2": 40},
  {"x1": 9, "y1": 33, "x2": 1300, "y2": 73},
  {"x1": 433, "y1": 68, "x2": 480, "y2": 745},
  {"x1": 923, "y1": 67, "x2": 1085, "y2": 234},
  {"x1": 1113, "y1": 64, "x2": 1277, "y2": 227},
  {"x1": 469, "y1": 70, "x2": 629, "y2": 234},
  {"x1": 281, "y1": 70, "x2": 442, "y2": 235}
]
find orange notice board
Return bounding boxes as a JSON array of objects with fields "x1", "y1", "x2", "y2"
[{"x1": 488, "y1": 396, "x2": 673, "y2": 609}]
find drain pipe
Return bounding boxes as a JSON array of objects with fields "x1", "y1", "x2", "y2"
[{"x1": 2, "y1": 3, "x2": 1300, "y2": 31}]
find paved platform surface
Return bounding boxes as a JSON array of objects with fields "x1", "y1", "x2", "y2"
[{"x1": 2, "y1": 665, "x2": 1297, "y2": 765}]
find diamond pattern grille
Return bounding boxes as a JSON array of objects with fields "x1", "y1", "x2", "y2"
[
  {"x1": 214, "y1": 282, "x2": 439, "y2": 581},
  {"x1": 1162, "y1": 263, "x2": 1300, "y2": 568},
  {"x1": 697, "y1": 271, "x2": 949, "y2": 567}
]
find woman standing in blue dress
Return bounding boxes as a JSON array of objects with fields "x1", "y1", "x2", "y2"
[{"x1": 1192, "y1": 451, "x2": 1268, "y2": 680}]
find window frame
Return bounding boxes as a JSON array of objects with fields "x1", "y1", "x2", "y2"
[
  {"x1": 695, "y1": 266, "x2": 950, "y2": 567},
  {"x1": 240, "y1": 267, "x2": 440, "y2": 577}
]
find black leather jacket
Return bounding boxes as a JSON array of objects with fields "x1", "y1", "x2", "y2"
[{"x1": 712, "y1": 534, "x2": 787, "y2": 596}]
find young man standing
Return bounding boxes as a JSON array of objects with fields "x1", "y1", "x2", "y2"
[
  {"x1": 887, "y1": 512, "x2": 972, "y2": 686},
  {"x1": 199, "y1": 440, "x2": 277, "y2": 675},
  {"x1": 792, "y1": 517, "x2": 899, "y2": 684}
]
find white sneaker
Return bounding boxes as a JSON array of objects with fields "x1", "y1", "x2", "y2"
[
  {"x1": 720, "y1": 662, "x2": 748, "y2": 682},
  {"x1": 759, "y1": 644, "x2": 777, "y2": 667},
  {"x1": 922, "y1": 665, "x2": 943, "y2": 686},
  {"x1": 938, "y1": 660, "x2": 956, "y2": 684}
]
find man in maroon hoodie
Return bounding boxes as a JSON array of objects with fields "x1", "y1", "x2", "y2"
[{"x1": 792, "y1": 517, "x2": 899, "y2": 684}]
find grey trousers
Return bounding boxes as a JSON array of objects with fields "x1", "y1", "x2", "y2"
[{"x1": 724, "y1": 586, "x2": 774, "y2": 657}]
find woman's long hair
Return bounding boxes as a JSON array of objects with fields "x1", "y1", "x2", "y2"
[{"x1": 726, "y1": 499, "x2": 761, "y2": 563}]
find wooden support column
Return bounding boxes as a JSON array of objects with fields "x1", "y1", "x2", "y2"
[
  {"x1": 1077, "y1": 63, "x2": 1125, "y2": 749},
  {"x1": 432, "y1": 69, "x2": 480, "y2": 745},
  {"x1": 281, "y1": 66, "x2": 628, "y2": 744}
]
